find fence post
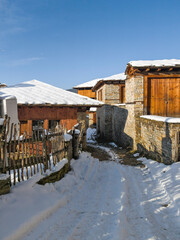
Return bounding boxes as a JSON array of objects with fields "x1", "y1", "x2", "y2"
[{"x1": 72, "y1": 129, "x2": 80, "y2": 159}]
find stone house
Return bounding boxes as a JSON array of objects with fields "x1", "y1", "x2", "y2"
[
  {"x1": 93, "y1": 73, "x2": 126, "y2": 104},
  {"x1": 0, "y1": 79, "x2": 103, "y2": 141},
  {"x1": 97, "y1": 59, "x2": 180, "y2": 164}
]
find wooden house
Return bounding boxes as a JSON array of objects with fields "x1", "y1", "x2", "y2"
[
  {"x1": 73, "y1": 78, "x2": 100, "y2": 99},
  {"x1": 126, "y1": 59, "x2": 180, "y2": 117},
  {"x1": 0, "y1": 80, "x2": 103, "y2": 136},
  {"x1": 92, "y1": 73, "x2": 126, "y2": 104}
]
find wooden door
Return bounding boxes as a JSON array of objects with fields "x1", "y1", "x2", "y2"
[
  {"x1": 119, "y1": 85, "x2": 125, "y2": 103},
  {"x1": 146, "y1": 77, "x2": 180, "y2": 117}
]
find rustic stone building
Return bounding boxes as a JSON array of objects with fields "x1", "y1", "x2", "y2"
[
  {"x1": 93, "y1": 73, "x2": 126, "y2": 104},
  {"x1": 97, "y1": 59, "x2": 180, "y2": 164}
]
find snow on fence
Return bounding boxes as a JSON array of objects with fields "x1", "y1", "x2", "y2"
[{"x1": 0, "y1": 115, "x2": 84, "y2": 188}]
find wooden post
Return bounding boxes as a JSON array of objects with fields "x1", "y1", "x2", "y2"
[
  {"x1": 25, "y1": 130, "x2": 29, "y2": 180},
  {"x1": 13, "y1": 124, "x2": 17, "y2": 185},
  {"x1": 47, "y1": 129, "x2": 51, "y2": 170},
  {"x1": 35, "y1": 133, "x2": 39, "y2": 173},
  {"x1": 21, "y1": 134, "x2": 24, "y2": 181},
  {"x1": 28, "y1": 133, "x2": 33, "y2": 177},
  {"x1": 32, "y1": 133, "x2": 36, "y2": 174},
  {"x1": 17, "y1": 122, "x2": 21, "y2": 182}
]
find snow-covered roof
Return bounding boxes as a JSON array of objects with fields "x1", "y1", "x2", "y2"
[
  {"x1": 102, "y1": 73, "x2": 126, "y2": 81},
  {"x1": 74, "y1": 73, "x2": 126, "y2": 89},
  {"x1": 0, "y1": 79, "x2": 103, "y2": 106},
  {"x1": 93, "y1": 73, "x2": 126, "y2": 90},
  {"x1": 128, "y1": 59, "x2": 180, "y2": 68},
  {"x1": 73, "y1": 78, "x2": 101, "y2": 89}
]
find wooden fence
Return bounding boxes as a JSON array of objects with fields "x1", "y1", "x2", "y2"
[{"x1": 0, "y1": 116, "x2": 67, "y2": 185}]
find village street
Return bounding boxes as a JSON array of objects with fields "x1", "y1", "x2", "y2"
[{"x1": 1, "y1": 139, "x2": 179, "y2": 240}]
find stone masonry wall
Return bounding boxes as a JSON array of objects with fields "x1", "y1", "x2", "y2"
[
  {"x1": 136, "y1": 117, "x2": 180, "y2": 164},
  {"x1": 105, "y1": 84, "x2": 120, "y2": 104},
  {"x1": 125, "y1": 76, "x2": 144, "y2": 149}
]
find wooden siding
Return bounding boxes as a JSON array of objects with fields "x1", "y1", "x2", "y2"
[
  {"x1": 18, "y1": 106, "x2": 78, "y2": 133},
  {"x1": 119, "y1": 84, "x2": 125, "y2": 103},
  {"x1": 144, "y1": 76, "x2": 180, "y2": 117},
  {"x1": 78, "y1": 89, "x2": 96, "y2": 99},
  {"x1": 98, "y1": 89, "x2": 103, "y2": 101}
]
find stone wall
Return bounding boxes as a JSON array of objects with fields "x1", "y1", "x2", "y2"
[
  {"x1": 136, "y1": 117, "x2": 180, "y2": 164},
  {"x1": 96, "y1": 83, "x2": 124, "y2": 104},
  {"x1": 105, "y1": 84, "x2": 121, "y2": 104},
  {"x1": 97, "y1": 105, "x2": 113, "y2": 141}
]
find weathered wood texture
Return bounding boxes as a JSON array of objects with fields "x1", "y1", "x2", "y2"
[
  {"x1": 18, "y1": 106, "x2": 78, "y2": 135},
  {"x1": 144, "y1": 76, "x2": 180, "y2": 117},
  {"x1": 0, "y1": 117, "x2": 64, "y2": 185},
  {"x1": 0, "y1": 116, "x2": 85, "y2": 188},
  {"x1": 119, "y1": 84, "x2": 125, "y2": 103},
  {"x1": 78, "y1": 89, "x2": 96, "y2": 99}
]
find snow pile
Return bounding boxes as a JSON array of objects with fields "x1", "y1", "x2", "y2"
[
  {"x1": 128, "y1": 59, "x2": 180, "y2": 68},
  {"x1": 141, "y1": 115, "x2": 180, "y2": 123},
  {"x1": 86, "y1": 128, "x2": 97, "y2": 143},
  {"x1": 109, "y1": 142, "x2": 118, "y2": 148},
  {"x1": 64, "y1": 133, "x2": 72, "y2": 142},
  {"x1": 0, "y1": 79, "x2": 103, "y2": 106},
  {"x1": 89, "y1": 107, "x2": 97, "y2": 112},
  {"x1": 0, "y1": 150, "x2": 180, "y2": 240},
  {"x1": 43, "y1": 159, "x2": 68, "y2": 177},
  {"x1": 133, "y1": 153, "x2": 140, "y2": 157}
]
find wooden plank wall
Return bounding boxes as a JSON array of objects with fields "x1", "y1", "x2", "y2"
[
  {"x1": 18, "y1": 106, "x2": 78, "y2": 135},
  {"x1": 78, "y1": 89, "x2": 96, "y2": 99},
  {"x1": 144, "y1": 76, "x2": 180, "y2": 117}
]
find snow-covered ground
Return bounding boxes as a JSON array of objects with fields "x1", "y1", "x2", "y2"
[{"x1": 0, "y1": 131, "x2": 180, "y2": 240}]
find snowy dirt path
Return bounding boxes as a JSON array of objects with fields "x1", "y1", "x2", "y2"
[{"x1": 19, "y1": 147, "x2": 180, "y2": 240}]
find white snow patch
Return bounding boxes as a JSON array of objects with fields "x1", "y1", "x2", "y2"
[
  {"x1": 141, "y1": 115, "x2": 180, "y2": 123},
  {"x1": 64, "y1": 133, "x2": 72, "y2": 142},
  {"x1": 89, "y1": 107, "x2": 97, "y2": 112},
  {"x1": 109, "y1": 142, "x2": 118, "y2": 148},
  {"x1": 87, "y1": 128, "x2": 97, "y2": 143},
  {"x1": 129, "y1": 59, "x2": 180, "y2": 67},
  {"x1": 134, "y1": 153, "x2": 140, "y2": 157},
  {"x1": 0, "y1": 173, "x2": 9, "y2": 180},
  {"x1": 75, "y1": 129, "x2": 80, "y2": 135}
]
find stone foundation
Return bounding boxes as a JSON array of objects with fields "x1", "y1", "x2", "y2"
[
  {"x1": 37, "y1": 162, "x2": 70, "y2": 185},
  {"x1": 136, "y1": 117, "x2": 180, "y2": 164},
  {"x1": 0, "y1": 174, "x2": 11, "y2": 195}
]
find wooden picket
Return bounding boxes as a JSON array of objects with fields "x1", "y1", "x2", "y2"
[{"x1": 0, "y1": 116, "x2": 66, "y2": 185}]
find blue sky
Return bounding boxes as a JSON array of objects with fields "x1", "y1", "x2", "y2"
[{"x1": 0, "y1": 0, "x2": 180, "y2": 89}]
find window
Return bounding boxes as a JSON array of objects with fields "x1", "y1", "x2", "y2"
[
  {"x1": 49, "y1": 120, "x2": 59, "y2": 131},
  {"x1": 32, "y1": 120, "x2": 44, "y2": 138},
  {"x1": 98, "y1": 89, "x2": 103, "y2": 101},
  {"x1": 119, "y1": 85, "x2": 125, "y2": 103}
]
